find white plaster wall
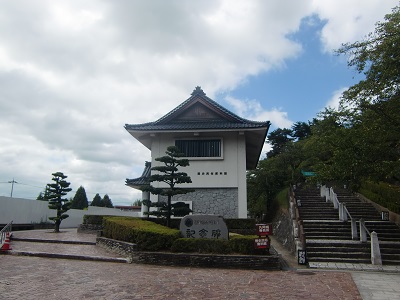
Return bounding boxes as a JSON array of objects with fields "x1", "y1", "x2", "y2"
[
  {"x1": 148, "y1": 131, "x2": 248, "y2": 217},
  {"x1": 0, "y1": 196, "x2": 139, "y2": 228},
  {"x1": 150, "y1": 132, "x2": 245, "y2": 188}
]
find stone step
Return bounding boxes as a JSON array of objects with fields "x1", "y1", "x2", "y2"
[
  {"x1": 382, "y1": 259, "x2": 400, "y2": 265},
  {"x1": 305, "y1": 234, "x2": 353, "y2": 240},
  {"x1": 307, "y1": 256, "x2": 371, "y2": 264},
  {"x1": 307, "y1": 251, "x2": 370, "y2": 259},
  {"x1": 295, "y1": 185, "x2": 400, "y2": 266}
]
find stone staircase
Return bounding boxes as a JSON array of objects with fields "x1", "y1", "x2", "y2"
[{"x1": 295, "y1": 186, "x2": 400, "y2": 265}]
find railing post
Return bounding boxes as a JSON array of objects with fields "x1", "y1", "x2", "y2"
[
  {"x1": 332, "y1": 190, "x2": 338, "y2": 209},
  {"x1": 342, "y1": 203, "x2": 348, "y2": 221},
  {"x1": 351, "y1": 218, "x2": 358, "y2": 240},
  {"x1": 320, "y1": 185, "x2": 325, "y2": 198},
  {"x1": 360, "y1": 219, "x2": 367, "y2": 242},
  {"x1": 339, "y1": 202, "x2": 344, "y2": 221},
  {"x1": 371, "y1": 231, "x2": 382, "y2": 265}
]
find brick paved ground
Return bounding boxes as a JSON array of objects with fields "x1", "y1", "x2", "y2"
[
  {"x1": 0, "y1": 229, "x2": 362, "y2": 299},
  {"x1": 0, "y1": 256, "x2": 361, "y2": 300}
]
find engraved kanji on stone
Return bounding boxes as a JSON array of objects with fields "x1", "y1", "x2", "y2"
[
  {"x1": 199, "y1": 228, "x2": 208, "y2": 238},
  {"x1": 211, "y1": 229, "x2": 221, "y2": 239},
  {"x1": 186, "y1": 229, "x2": 195, "y2": 238}
]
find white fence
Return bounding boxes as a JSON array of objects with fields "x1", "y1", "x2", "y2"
[{"x1": 0, "y1": 196, "x2": 140, "y2": 228}]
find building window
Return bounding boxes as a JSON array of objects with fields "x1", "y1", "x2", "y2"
[{"x1": 175, "y1": 139, "x2": 221, "y2": 158}]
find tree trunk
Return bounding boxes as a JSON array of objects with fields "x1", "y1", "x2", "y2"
[
  {"x1": 54, "y1": 220, "x2": 60, "y2": 233},
  {"x1": 167, "y1": 195, "x2": 172, "y2": 227}
]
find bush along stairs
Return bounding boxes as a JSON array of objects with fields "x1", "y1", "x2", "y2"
[{"x1": 295, "y1": 185, "x2": 400, "y2": 265}]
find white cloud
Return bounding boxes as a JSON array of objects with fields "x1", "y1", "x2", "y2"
[
  {"x1": 225, "y1": 96, "x2": 293, "y2": 129},
  {"x1": 0, "y1": 0, "x2": 397, "y2": 204},
  {"x1": 325, "y1": 87, "x2": 347, "y2": 110},
  {"x1": 311, "y1": 0, "x2": 398, "y2": 52}
]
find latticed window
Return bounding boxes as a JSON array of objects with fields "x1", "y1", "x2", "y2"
[{"x1": 175, "y1": 139, "x2": 221, "y2": 157}]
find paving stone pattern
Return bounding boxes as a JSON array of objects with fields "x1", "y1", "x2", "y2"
[
  {"x1": 0, "y1": 256, "x2": 361, "y2": 300},
  {"x1": 0, "y1": 229, "x2": 364, "y2": 299}
]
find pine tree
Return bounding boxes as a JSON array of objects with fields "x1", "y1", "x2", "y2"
[
  {"x1": 46, "y1": 172, "x2": 72, "y2": 232},
  {"x1": 71, "y1": 186, "x2": 88, "y2": 209},
  {"x1": 102, "y1": 194, "x2": 114, "y2": 208},
  {"x1": 143, "y1": 146, "x2": 193, "y2": 227},
  {"x1": 37, "y1": 186, "x2": 51, "y2": 201},
  {"x1": 91, "y1": 193, "x2": 102, "y2": 206}
]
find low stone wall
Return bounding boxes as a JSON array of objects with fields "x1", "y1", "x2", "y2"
[
  {"x1": 97, "y1": 237, "x2": 138, "y2": 256},
  {"x1": 96, "y1": 236, "x2": 281, "y2": 270},
  {"x1": 132, "y1": 252, "x2": 281, "y2": 270}
]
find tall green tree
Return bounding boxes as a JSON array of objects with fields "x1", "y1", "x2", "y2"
[
  {"x1": 46, "y1": 172, "x2": 72, "y2": 232},
  {"x1": 91, "y1": 193, "x2": 102, "y2": 206},
  {"x1": 70, "y1": 186, "x2": 89, "y2": 209},
  {"x1": 102, "y1": 194, "x2": 114, "y2": 208},
  {"x1": 266, "y1": 128, "x2": 293, "y2": 158},
  {"x1": 338, "y1": 5, "x2": 400, "y2": 109},
  {"x1": 143, "y1": 146, "x2": 193, "y2": 227}
]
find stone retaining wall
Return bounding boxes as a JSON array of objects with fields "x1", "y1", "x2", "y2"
[
  {"x1": 162, "y1": 188, "x2": 238, "y2": 218},
  {"x1": 97, "y1": 237, "x2": 138, "y2": 257},
  {"x1": 272, "y1": 209, "x2": 296, "y2": 254},
  {"x1": 132, "y1": 252, "x2": 281, "y2": 270}
]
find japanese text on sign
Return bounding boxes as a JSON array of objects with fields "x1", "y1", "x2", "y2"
[
  {"x1": 254, "y1": 238, "x2": 269, "y2": 249},
  {"x1": 256, "y1": 224, "x2": 272, "y2": 236}
]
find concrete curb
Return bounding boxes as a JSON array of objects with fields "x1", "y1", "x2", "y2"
[
  {"x1": 2, "y1": 250, "x2": 129, "y2": 263},
  {"x1": 11, "y1": 237, "x2": 96, "y2": 245},
  {"x1": 309, "y1": 261, "x2": 400, "y2": 273}
]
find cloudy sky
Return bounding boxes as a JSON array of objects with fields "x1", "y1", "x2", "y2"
[{"x1": 0, "y1": 0, "x2": 398, "y2": 205}]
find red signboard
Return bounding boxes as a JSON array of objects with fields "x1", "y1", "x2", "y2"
[
  {"x1": 256, "y1": 224, "x2": 272, "y2": 236},
  {"x1": 254, "y1": 237, "x2": 270, "y2": 249}
]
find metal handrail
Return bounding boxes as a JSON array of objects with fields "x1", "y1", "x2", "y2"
[{"x1": 0, "y1": 221, "x2": 13, "y2": 248}]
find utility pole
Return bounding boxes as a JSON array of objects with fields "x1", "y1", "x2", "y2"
[{"x1": 8, "y1": 178, "x2": 18, "y2": 197}]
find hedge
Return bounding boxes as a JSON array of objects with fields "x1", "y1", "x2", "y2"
[
  {"x1": 83, "y1": 215, "x2": 112, "y2": 225},
  {"x1": 102, "y1": 217, "x2": 181, "y2": 251}
]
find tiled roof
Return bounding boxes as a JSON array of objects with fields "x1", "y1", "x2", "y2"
[
  {"x1": 124, "y1": 86, "x2": 270, "y2": 131},
  {"x1": 125, "y1": 120, "x2": 269, "y2": 131},
  {"x1": 126, "y1": 161, "x2": 151, "y2": 189}
]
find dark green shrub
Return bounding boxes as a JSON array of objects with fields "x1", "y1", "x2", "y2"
[
  {"x1": 103, "y1": 217, "x2": 181, "y2": 251},
  {"x1": 229, "y1": 235, "x2": 259, "y2": 255},
  {"x1": 146, "y1": 217, "x2": 181, "y2": 229},
  {"x1": 83, "y1": 215, "x2": 112, "y2": 225},
  {"x1": 359, "y1": 181, "x2": 400, "y2": 214}
]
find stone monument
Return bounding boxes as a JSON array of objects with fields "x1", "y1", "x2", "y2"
[{"x1": 180, "y1": 214, "x2": 229, "y2": 240}]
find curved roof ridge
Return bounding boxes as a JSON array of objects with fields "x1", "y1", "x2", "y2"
[{"x1": 152, "y1": 86, "x2": 267, "y2": 125}]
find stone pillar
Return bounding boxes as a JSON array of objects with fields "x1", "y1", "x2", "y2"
[
  {"x1": 371, "y1": 231, "x2": 382, "y2": 265},
  {"x1": 342, "y1": 203, "x2": 348, "y2": 221},
  {"x1": 339, "y1": 203, "x2": 344, "y2": 221},
  {"x1": 351, "y1": 218, "x2": 358, "y2": 240},
  {"x1": 140, "y1": 190, "x2": 150, "y2": 218},
  {"x1": 359, "y1": 219, "x2": 367, "y2": 242}
]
